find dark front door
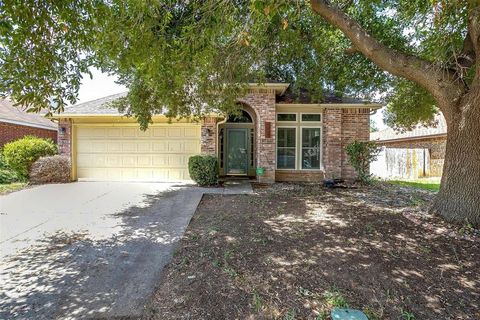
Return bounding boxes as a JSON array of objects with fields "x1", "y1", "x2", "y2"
[{"x1": 226, "y1": 128, "x2": 248, "y2": 175}]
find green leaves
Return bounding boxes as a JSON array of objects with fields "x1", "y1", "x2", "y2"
[
  {"x1": 0, "y1": 0, "x2": 475, "y2": 129},
  {"x1": 383, "y1": 79, "x2": 438, "y2": 131}
]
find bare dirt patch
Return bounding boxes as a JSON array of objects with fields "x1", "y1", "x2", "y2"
[{"x1": 144, "y1": 183, "x2": 479, "y2": 320}]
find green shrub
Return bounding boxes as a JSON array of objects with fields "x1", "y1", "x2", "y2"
[
  {"x1": 3, "y1": 136, "x2": 57, "y2": 180},
  {"x1": 345, "y1": 140, "x2": 382, "y2": 183},
  {"x1": 0, "y1": 168, "x2": 18, "y2": 184},
  {"x1": 188, "y1": 155, "x2": 218, "y2": 186},
  {"x1": 0, "y1": 153, "x2": 8, "y2": 169}
]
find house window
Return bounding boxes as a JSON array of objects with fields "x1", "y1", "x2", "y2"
[
  {"x1": 301, "y1": 127, "x2": 321, "y2": 169},
  {"x1": 277, "y1": 127, "x2": 296, "y2": 169},
  {"x1": 277, "y1": 113, "x2": 297, "y2": 122},
  {"x1": 301, "y1": 113, "x2": 321, "y2": 122}
]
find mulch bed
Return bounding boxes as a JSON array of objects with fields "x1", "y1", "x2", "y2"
[{"x1": 143, "y1": 183, "x2": 480, "y2": 320}]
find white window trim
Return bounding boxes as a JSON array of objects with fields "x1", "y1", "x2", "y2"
[
  {"x1": 276, "y1": 112, "x2": 298, "y2": 123},
  {"x1": 300, "y1": 112, "x2": 322, "y2": 123},
  {"x1": 300, "y1": 125, "x2": 323, "y2": 171},
  {"x1": 276, "y1": 126, "x2": 298, "y2": 170}
]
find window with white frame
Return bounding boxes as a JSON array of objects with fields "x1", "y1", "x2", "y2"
[
  {"x1": 277, "y1": 113, "x2": 297, "y2": 122},
  {"x1": 301, "y1": 113, "x2": 321, "y2": 122},
  {"x1": 277, "y1": 127, "x2": 296, "y2": 169},
  {"x1": 276, "y1": 112, "x2": 322, "y2": 170},
  {"x1": 301, "y1": 127, "x2": 321, "y2": 169}
]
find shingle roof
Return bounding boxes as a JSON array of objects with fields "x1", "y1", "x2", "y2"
[
  {"x1": 276, "y1": 87, "x2": 370, "y2": 104},
  {"x1": 62, "y1": 92, "x2": 128, "y2": 115},
  {"x1": 370, "y1": 113, "x2": 447, "y2": 142},
  {"x1": 0, "y1": 98, "x2": 57, "y2": 130}
]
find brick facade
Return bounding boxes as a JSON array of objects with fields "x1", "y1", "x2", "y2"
[
  {"x1": 321, "y1": 108, "x2": 370, "y2": 180},
  {"x1": 57, "y1": 119, "x2": 72, "y2": 157},
  {"x1": 58, "y1": 92, "x2": 371, "y2": 183},
  {"x1": 379, "y1": 136, "x2": 446, "y2": 177},
  {"x1": 0, "y1": 121, "x2": 57, "y2": 147},
  {"x1": 201, "y1": 116, "x2": 218, "y2": 154}
]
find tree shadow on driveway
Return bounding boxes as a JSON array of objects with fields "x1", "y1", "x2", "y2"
[{"x1": 0, "y1": 186, "x2": 203, "y2": 319}]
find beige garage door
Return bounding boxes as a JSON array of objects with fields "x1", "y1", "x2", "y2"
[{"x1": 75, "y1": 124, "x2": 201, "y2": 181}]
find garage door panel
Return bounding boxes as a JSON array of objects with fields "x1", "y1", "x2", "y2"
[
  {"x1": 122, "y1": 142, "x2": 136, "y2": 152},
  {"x1": 76, "y1": 124, "x2": 201, "y2": 181},
  {"x1": 168, "y1": 142, "x2": 183, "y2": 152},
  {"x1": 184, "y1": 141, "x2": 200, "y2": 152},
  {"x1": 152, "y1": 142, "x2": 168, "y2": 152},
  {"x1": 77, "y1": 154, "x2": 93, "y2": 167},
  {"x1": 92, "y1": 142, "x2": 107, "y2": 152},
  {"x1": 137, "y1": 156, "x2": 151, "y2": 166},
  {"x1": 137, "y1": 142, "x2": 150, "y2": 152},
  {"x1": 184, "y1": 127, "x2": 199, "y2": 137},
  {"x1": 106, "y1": 142, "x2": 121, "y2": 152},
  {"x1": 122, "y1": 128, "x2": 136, "y2": 137},
  {"x1": 152, "y1": 156, "x2": 168, "y2": 166},
  {"x1": 168, "y1": 127, "x2": 182, "y2": 137},
  {"x1": 107, "y1": 128, "x2": 122, "y2": 137},
  {"x1": 80, "y1": 127, "x2": 106, "y2": 138},
  {"x1": 153, "y1": 128, "x2": 167, "y2": 137}
]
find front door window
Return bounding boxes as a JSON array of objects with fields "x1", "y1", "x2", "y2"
[{"x1": 226, "y1": 128, "x2": 248, "y2": 174}]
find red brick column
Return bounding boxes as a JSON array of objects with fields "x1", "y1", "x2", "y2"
[
  {"x1": 201, "y1": 116, "x2": 218, "y2": 155},
  {"x1": 323, "y1": 108, "x2": 343, "y2": 179},
  {"x1": 240, "y1": 90, "x2": 276, "y2": 183},
  {"x1": 57, "y1": 119, "x2": 72, "y2": 157}
]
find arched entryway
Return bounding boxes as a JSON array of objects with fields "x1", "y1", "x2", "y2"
[{"x1": 218, "y1": 108, "x2": 256, "y2": 177}]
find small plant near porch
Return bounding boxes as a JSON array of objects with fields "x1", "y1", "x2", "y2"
[
  {"x1": 188, "y1": 155, "x2": 219, "y2": 186},
  {"x1": 345, "y1": 141, "x2": 381, "y2": 183}
]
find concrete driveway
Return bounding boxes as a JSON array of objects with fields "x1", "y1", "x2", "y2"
[{"x1": 0, "y1": 182, "x2": 210, "y2": 319}]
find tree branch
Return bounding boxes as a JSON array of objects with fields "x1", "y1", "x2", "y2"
[
  {"x1": 468, "y1": 6, "x2": 480, "y2": 75},
  {"x1": 309, "y1": 0, "x2": 466, "y2": 111}
]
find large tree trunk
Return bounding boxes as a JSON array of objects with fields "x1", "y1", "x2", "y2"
[{"x1": 431, "y1": 88, "x2": 480, "y2": 226}]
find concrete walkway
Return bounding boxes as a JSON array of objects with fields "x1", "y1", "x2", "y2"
[
  {"x1": 221, "y1": 179, "x2": 253, "y2": 194},
  {"x1": 0, "y1": 181, "x2": 252, "y2": 319}
]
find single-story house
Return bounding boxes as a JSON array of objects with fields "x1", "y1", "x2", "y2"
[
  {"x1": 52, "y1": 83, "x2": 381, "y2": 183},
  {"x1": 370, "y1": 113, "x2": 447, "y2": 178},
  {"x1": 0, "y1": 98, "x2": 58, "y2": 147}
]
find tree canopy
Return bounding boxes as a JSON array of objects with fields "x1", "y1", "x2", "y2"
[{"x1": 0, "y1": 0, "x2": 475, "y2": 130}]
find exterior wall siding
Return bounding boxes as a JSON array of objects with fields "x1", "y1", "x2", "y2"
[{"x1": 0, "y1": 122, "x2": 57, "y2": 147}]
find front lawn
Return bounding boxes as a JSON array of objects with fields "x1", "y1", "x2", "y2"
[
  {"x1": 145, "y1": 183, "x2": 479, "y2": 320},
  {"x1": 0, "y1": 182, "x2": 27, "y2": 195},
  {"x1": 387, "y1": 179, "x2": 441, "y2": 192}
]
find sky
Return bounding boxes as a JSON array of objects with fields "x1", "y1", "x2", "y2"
[
  {"x1": 78, "y1": 68, "x2": 388, "y2": 131},
  {"x1": 76, "y1": 68, "x2": 127, "y2": 104}
]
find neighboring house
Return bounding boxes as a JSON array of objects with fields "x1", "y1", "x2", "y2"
[
  {"x1": 0, "y1": 98, "x2": 58, "y2": 147},
  {"x1": 370, "y1": 113, "x2": 447, "y2": 179},
  {"x1": 51, "y1": 83, "x2": 380, "y2": 183}
]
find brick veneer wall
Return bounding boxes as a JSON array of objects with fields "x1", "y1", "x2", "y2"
[
  {"x1": 239, "y1": 89, "x2": 276, "y2": 183},
  {"x1": 322, "y1": 107, "x2": 370, "y2": 180},
  {"x1": 201, "y1": 116, "x2": 218, "y2": 154},
  {"x1": 57, "y1": 119, "x2": 72, "y2": 156},
  {"x1": 0, "y1": 122, "x2": 57, "y2": 147},
  {"x1": 379, "y1": 136, "x2": 446, "y2": 177}
]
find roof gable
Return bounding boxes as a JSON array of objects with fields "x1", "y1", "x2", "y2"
[{"x1": 0, "y1": 98, "x2": 57, "y2": 130}]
